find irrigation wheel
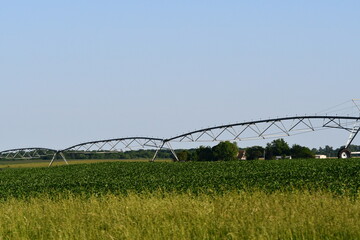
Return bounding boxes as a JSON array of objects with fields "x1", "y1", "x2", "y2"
[{"x1": 338, "y1": 148, "x2": 351, "y2": 159}]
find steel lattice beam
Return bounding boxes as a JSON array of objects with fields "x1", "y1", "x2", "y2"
[
  {"x1": 164, "y1": 116, "x2": 360, "y2": 144},
  {"x1": 61, "y1": 137, "x2": 165, "y2": 153},
  {"x1": 0, "y1": 148, "x2": 57, "y2": 160},
  {"x1": 1, "y1": 115, "x2": 360, "y2": 164}
]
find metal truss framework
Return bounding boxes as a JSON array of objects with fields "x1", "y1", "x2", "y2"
[
  {"x1": 158, "y1": 115, "x2": 360, "y2": 160},
  {"x1": 0, "y1": 148, "x2": 57, "y2": 160},
  {"x1": 165, "y1": 116, "x2": 360, "y2": 145},
  {"x1": 51, "y1": 137, "x2": 170, "y2": 166},
  {"x1": 61, "y1": 137, "x2": 165, "y2": 153},
  {"x1": 1, "y1": 115, "x2": 360, "y2": 165}
]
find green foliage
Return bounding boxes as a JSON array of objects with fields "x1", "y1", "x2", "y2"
[
  {"x1": 2, "y1": 192, "x2": 360, "y2": 239},
  {"x1": 314, "y1": 145, "x2": 360, "y2": 158},
  {"x1": 246, "y1": 146, "x2": 264, "y2": 160},
  {"x1": 2, "y1": 192, "x2": 360, "y2": 240},
  {"x1": 0, "y1": 159, "x2": 360, "y2": 199},
  {"x1": 212, "y1": 141, "x2": 239, "y2": 161},
  {"x1": 176, "y1": 150, "x2": 189, "y2": 161},
  {"x1": 316, "y1": 145, "x2": 336, "y2": 157},
  {"x1": 61, "y1": 149, "x2": 174, "y2": 160},
  {"x1": 291, "y1": 144, "x2": 314, "y2": 159},
  {"x1": 265, "y1": 138, "x2": 290, "y2": 159},
  {"x1": 196, "y1": 146, "x2": 214, "y2": 161},
  {"x1": 195, "y1": 141, "x2": 239, "y2": 161},
  {"x1": 174, "y1": 149, "x2": 199, "y2": 161},
  {"x1": 4, "y1": 144, "x2": 359, "y2": 162}
]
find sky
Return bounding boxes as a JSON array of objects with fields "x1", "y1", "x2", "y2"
[{"x1": 1, "y1": 1, "x2": 360, "y2": 151}]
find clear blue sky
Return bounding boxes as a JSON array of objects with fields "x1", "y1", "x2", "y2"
[{"x1": 1, "y1": 1, "x2": 359, "y2": 150}]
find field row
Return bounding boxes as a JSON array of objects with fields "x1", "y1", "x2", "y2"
[{"x1": 0, "y1": 158, "x2": 360, "y2": 198}]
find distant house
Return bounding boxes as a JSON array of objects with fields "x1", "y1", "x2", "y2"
[
  {"x1": 238, "y1": 150, "x2": 246, "y2": 160},
  {"x1": 315, "y1": 155, "x2": 327, "y2": 159}
]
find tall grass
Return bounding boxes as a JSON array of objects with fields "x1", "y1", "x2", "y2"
[{"x1": 1, "y1": 191, "x2": 360, "y2": 240}]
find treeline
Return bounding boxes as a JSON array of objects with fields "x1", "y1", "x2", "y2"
[
  {"x1": 23, "y1": 141, "x2": 240, "y2": 162},
  {"x1": 244, "y1": 140, "x2": 360, "y2": 160},
  {"x1": 2, "y1": 140, "x2": 360, "y2": 161},
  {"x1": 245, "y1": 139, "x2": 314, "y2": 160},
  {"x1": 312, "y1": 145, "x2": 360, "y2": 158},
  {"x1": 176, "y1": 140, "x2": 360, "y2": 161},
  {"x1": 175, "y1": 141, "x2": 239, "y2": 161},
  {"x1": 0, "y1": 149, "x2": 175, "y2": 161},
  {"x1": 176, "y1": 139, "x2": 315, "y2": 161},
  {"x1": 62, "y1": 149, "x2": 174, "y2": 160},
  {"x1": 64, "y1": 141, "x2": 240, "y2": 162},
  {"x1": 59, "y1": 143, "x2": 359, "y2": 160}
]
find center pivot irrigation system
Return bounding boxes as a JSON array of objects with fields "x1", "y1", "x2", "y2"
[{"x1": 1, "y1": 100, "x2": 360, "y2": 166}]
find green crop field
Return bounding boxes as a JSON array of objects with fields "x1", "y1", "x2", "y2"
[
  {"x1": 1, "y1": 159, "x2": 360, "y2": 239},
  {"x1": 1, "y1": 158, "x2": 360, "y2": 198},
  {"x1": 0, "y1": 158, "x2": 171, "y2": 169}
]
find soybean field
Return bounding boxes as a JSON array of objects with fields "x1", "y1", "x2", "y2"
[{"x1": 1, "y1": 158, "x2": 360, "y2": 199}]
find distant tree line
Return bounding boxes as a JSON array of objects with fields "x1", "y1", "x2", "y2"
[
  {"x1": 64, "y1": 141, "x2": 240, "y2": 162},
  {"x1": 246, "y1": 140, "x2": 360, "y2": 160},
  {"x1": 175, "y1": 141, "x2": 239, "y2": 161},
  {"x1": 245, "y1": 139, "x2": 314, "y2": 160},
  {"x1": 2, "y1": 140, "x2": 359, "y2": 161},
  {"x1": 311, "y1": 145, "x2": 360, "y2": 158},
  {"x1": 61, "y1": 149, "x2": 174, "y2": 160},
  {"x1": 61, "y1": 143, "x2": 359, "y2": 161},
  {"x1": 176, "y1": 139, "x2": 317, "y2": 161},
  {"x1": 0, "y1": 149, "x2": 175, "y2": 161}
]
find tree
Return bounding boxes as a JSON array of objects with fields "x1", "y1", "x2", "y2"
[
  {"x1": 212, "y1": 141, "x2": 239, "y2": 161},
  {"x1": 246, "y1": 146, "x2": 265, "y2": 160},
  {"x1": 290, "y1": 144, "x2": 314, "y2": 159},
  {"x1": 196, "y1": 146, "x2": 214, "y2": 161},
  {"x1": 318, "y1": 145, "x2": 335, "y2": 157},
  {"x1": 187, "y1": 150, "x2": 198, "y2": 161},
  {"x1": 265, "y1": 139, "x2": 290, "y2": 160},
  {"x1": 176, "y1": 150, "x2": 189, "y2": 161}
]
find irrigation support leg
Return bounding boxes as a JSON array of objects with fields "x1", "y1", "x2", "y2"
[
  {"x1": 151, "y1": 142, "x2": 165, "y2": 162},
  {"x1": 60, "y1": 152, "x2": 69, "y2": 165},
  {"x1": 48, "y1": 152, "x2": 58, "y2": 167},
  {"x1": 48, "y1": 151, "x2": 68, "y2": 167},
  {"x1": 345, "y1": 121, "x2": 360, "y2": 149},
  {"x1": 166, "y1": 142, "x2": 179, "y2": 162}
]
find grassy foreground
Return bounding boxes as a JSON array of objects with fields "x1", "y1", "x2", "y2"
[
  {"x1": 1, "y1": 159, "x2": 360, "y2": 239},
  {"x1": 1, "y1": 191, "x2": 360, "y2": 240}
]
